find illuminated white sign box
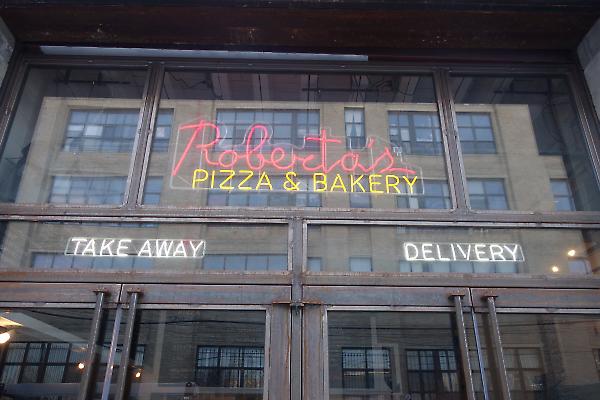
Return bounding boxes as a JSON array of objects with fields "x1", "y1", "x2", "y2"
[
  {"x1": 403, "y1": 242, "x2": 524, "y2": 263},
  {"x1": 65, "y1": 238, "x2": 206, "y2": 258}
]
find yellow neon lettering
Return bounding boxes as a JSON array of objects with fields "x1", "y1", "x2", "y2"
[
  {"x1": 192, "y1": 169, "x2": 208, "y2": 189},
  {"x1": 210, "y1": 170, "x2": 216, "y2": 189},
  {"x1": 402, "y1": 176, "x2": 418, "y2": 194},
  {"x1": 219, "y1": 170, "x2": 235, "y2": 190},
  {"x1": 330, "y1": 174, "x2": 348, "y2": 192},
  {"x1": 256, "y1": 172, "x2": 273, "y2": 190},
  {"x1": 284, "y1": 171, "x2": 300, "y2": 191},
  {"x1": 238, "y1": 170, "x2": 254, "y2": 191},
  {"x1": 350, "y1": 175, "x2": 366, "y2": 192},
  {"x1": 369, "y1": 174, "x2": 383, "y2": 194},
  {"x1": 313, "y1": 173, "x2": 327, "y2": 192},
  {"x1": 385, "y1": 175, "x2": 401, "y2": 194}
]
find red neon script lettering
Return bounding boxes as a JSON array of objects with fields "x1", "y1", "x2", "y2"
[{"x1": 172, "y1": 121, "x2": 416, "y2": 177}]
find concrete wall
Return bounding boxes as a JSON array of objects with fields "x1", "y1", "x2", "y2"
[{"x1": 578, "y1": 18, "x2": 600, "y2": 121}]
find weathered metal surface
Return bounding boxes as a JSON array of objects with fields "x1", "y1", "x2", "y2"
[
  {"x1": 0, "y1": 3, "x2": 597, "y2": 53},
  {"x1": 122, "y1": 284, "x2": 291, "y2": 304},
  {"x1": 0, "y1": 282, "x2": 120, "y2": 303},
  {"x1": 472, "y1": 287, "x2": 600, "y2": 308},
  {"x1": 268, "y1": 304, "x2": 291, "y2": 400},
  {"x1": 303, "y1": 286, "x2": 471, "y2": 306},
  {"x1": 303, "y1": 305, "x2": 325, "y2": 400}
]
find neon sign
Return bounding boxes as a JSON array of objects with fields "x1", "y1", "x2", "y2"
[
  {"x1": 170, "y1": 120, "x2": 423, "y2": 195},
  {"x1": 65, "y1": 238, "x2": 206, "y2": 258},
  {"x1": 403, "y1": 242, "x2": 524, "y2": 263}
]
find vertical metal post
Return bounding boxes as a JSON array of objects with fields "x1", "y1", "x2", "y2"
[
  {"x1": 290, "y1": 218, "x2": 304, "y2": 400},
  {"x1": 78, "y1": 291, "x2": 106, "y2": 400},
  {"x1": 452, "y1": 295, "x2": 476, "y2": 400},
  {"x1": 434, "y1": 68, "x2": 469, "y2": 210},
  {"x1": 471, "y1": 310, "x2": 490, "y2": 400},
  {"x1": 100, "y1": 305, "x2": 123, "y2": 400},
  {"x1": 114, "y1": 291, "x2": 140, "y2": 400},
  {"x1": 486, "y1": 296, "x2": 511, "y2": 400}
]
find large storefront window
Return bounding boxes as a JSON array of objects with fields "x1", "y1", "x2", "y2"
[
  {"x1": 328, "y1": 311, "x2": 474, "y2": 400},
  {"x1": 116, "y1": 310, "x2": 266, "y2": 400},
  {"x1": 142, "y1": 71, "x2": 450, "y2": 209},
  {"x1": 0, "y1": 308, "x2": 112, "y2": 399},
  {"x1": 0, "y1": 67, "x2": 147, "y2": 205},
  {"x1": 307, "y1": 226, "x2": 600, "y2": 275},
  {"x1": 451, "y1": 75, "x2": 600, "y2": 212},
  {"x1": 0, "y1": 222, "x2": 288, "y2": 272}
]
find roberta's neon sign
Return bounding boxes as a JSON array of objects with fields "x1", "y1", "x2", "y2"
[{"x1": 170, "y1": 120, "x2": 422, "y2": 195}]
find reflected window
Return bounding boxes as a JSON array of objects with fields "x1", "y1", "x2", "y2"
[
  {"x1": 49, "y1": 176, "x2": 126, "y2": 205},
  {"x1": 216, "y1": 109, "x2": 319, "y2": 149},
  {"x1": 345, "y1": 109, "x2": 365, "y2": 149},
  {"x1": 342, "y1": 348, "x2": 392, "y2": 390},
  {"x1": 467, "y1": 178, "x2": 509, "y2": 210},
  {"x1": 504, "y1": 348, "x2": 545, "y2": 395},
  {"x1": 349, "y1": 192, "x2": 371, "y2": 208},
  {"x1": 399, "y1": 261, "x2": 518, "y2": 274},
  {"x1": 141, "y1": 177, "x2": 163, "y2": 205},
  {"x1": 456, "y1": 112, "x2": 496, "y2": 154},
  {"x1": 551, "y1": 179, "x2": 576, "y2": 211},
  {"x1": 195, "y1": 346, "x2": 264, "y2": 389},
  {"x1": 202, "y1": 254, "x2": 287, "y2": 271},
  {"x1": 388, "y1": 111, "x2": 442, "y2": 155},
  {"x1": 407, "y1": 349, "x2": 460, "y2": 397},
  {"x1": 64, "y1": 109, "x2": 138, "y2": 153},
  {"x1": 0, "y1": 341, "x2": 87, "y2": 385},
  {"x1": 397, "y1": 180, "x2": 451, "y2": 209},
  {"x1": 32, "y1": 252, "x2": 154, "y2": 270},
  {"x1": 350, "y1": 257, "x2": 372, "y2": 272}
]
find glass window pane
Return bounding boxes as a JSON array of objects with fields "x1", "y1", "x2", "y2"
[
  {"x1": 329, "y1": 312, "x2": 477, "y2": 399},
  {"x1": 0, "y1": 308, "x2": 111, "y2": 398},
  {"x1": 142, "y1": 71, "x2": 444, "y2": 209},
  {"x1": 0, "y1": 67, "x2": 146, "y2": 205},
  {"x1": 307, "y1": 225, "x2": 600, "y2": 276},
  {"x1": 117, "y1": 310, "x2": 265, "y2": 399},
  {"x1": 451, "y1": 75, "x2": 600, "y2": 211},
  {"x1": 0, "y1": 221, "x2": 287, "y2": 272}
]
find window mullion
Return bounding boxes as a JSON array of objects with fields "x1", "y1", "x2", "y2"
[
  {"x1": 434, "y1": 69, "x2": 469, "y2": 211},
  {"x1": 127, "y1": 63, "x2": 164, "y2": 209}
]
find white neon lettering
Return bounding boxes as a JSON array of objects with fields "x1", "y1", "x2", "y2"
[
  {"x1": 116, "y1": 239, "x2": 131, "y2": 257},
  {"x1": 503, "y1": 244, "x2": 520, "y2": 261},
  {"x1": 172, "y1": 241, "x2": 187, "y2": 257},
  {"x1": 474, "y1": 244, "x2": 489, "y2": 261},
  {"x1": 70, "y1": 237, "x2": 88, "y2": 255},
  {"x1": 82, "y1": 239, "x2": 96, "y2": 256},
  {"x1": 137, "y1": 240, "x2": 152, "y2": 257},
  {"x1": 190, "y1": 240, "x2": 206, "y2": 258},
  {"x1": 489, "y1": 244, "x2": 506, "y2": 261},
  {"x1": 100, "y1": 239, "x2": 115, "y2": 256},
  {"x1": 421, "y1": 243, "x2": 435, "y2": 261},
  {"x1": 155, "y1": 240, "x2": 174, "y2": 257},
  {"x1": 404, "y1": 243, "x2": 419, "y2": 261}
]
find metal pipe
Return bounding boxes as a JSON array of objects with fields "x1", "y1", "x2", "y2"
[
  {"x1": 452, "y1": 295, "x2": 476, "y2": 400},
  {"x1": 471, "y1": 309, "x2": 489, "y2": 400},
  {"x1": 114, "y1": 292, "x2": 140, "y2": 400},
  {"x1": 486, "y1": 296, "x2": 511, "y2": 400},
  {"x1": 100, "y1": 305, "x2": 123, "y2": 400},
  {"x1": 78, "y1": 291, "x2": 106, "y2": 400}
]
